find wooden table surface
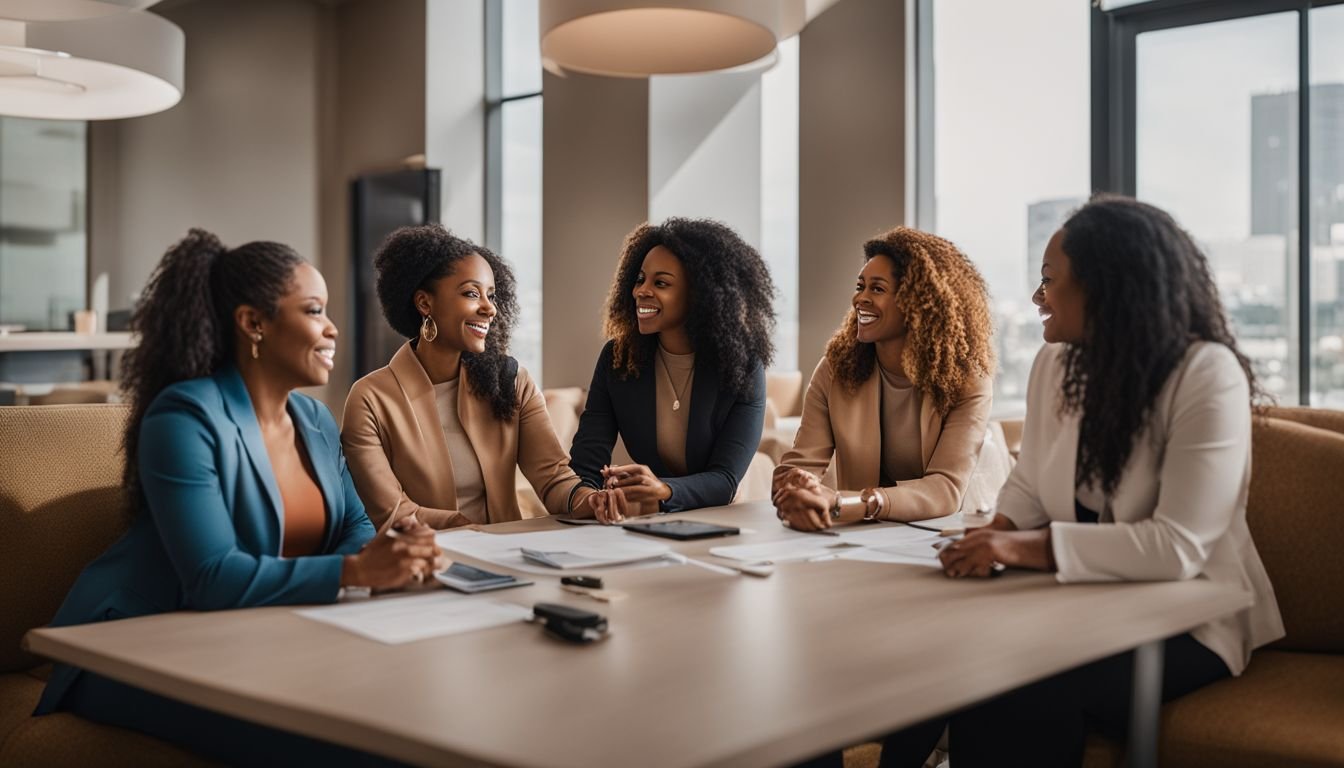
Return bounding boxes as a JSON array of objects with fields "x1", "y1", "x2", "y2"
[{"x1": 25, "y1": 501, "x2": 1252, "y2": 768}]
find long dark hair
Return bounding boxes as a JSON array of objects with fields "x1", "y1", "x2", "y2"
[
  {"x1": 823, "y1": 227, "x2": 995, "y2": 415},
  {"x1": 373, "y1": 224, "x2": 520, "y2": 420},
  {"x1": 603, "y1": 218, "x2": 776, "y2": 396},
  {"x1": 1060, "y1": 195, "x2": 1262, "y2": 495},
  {"x1": 121, "y1": 228, "x2": 304, "y2": 498}
]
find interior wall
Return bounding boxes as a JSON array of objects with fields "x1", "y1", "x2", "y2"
[
  {"x1": 320, "y1": 0, "x2": 427, "y2": 411},
  {"x1": 89, "y1": 0, "x2": 431, "y2": 415},
  {"x1": 542, "y1": 71, "x2": 649, "y2": 389},
  {"x1": 648, "y1": 70, "x2": 763, "y2": 249},
  {"x1": 88, "y1": 0, "x2": 324, "y2": 317},
  {"x1": 798, "y1": 0, "x2": 908, "y2": 376}
]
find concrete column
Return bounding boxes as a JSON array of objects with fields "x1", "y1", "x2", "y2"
[
  {"x1": 798, "y1": 0, "x2": 907, "y2": 375},
  {"x1": 541, "y1": 72, "x2": 649, "y2": 388}
]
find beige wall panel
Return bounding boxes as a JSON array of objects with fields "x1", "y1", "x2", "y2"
[
  {"x1": 798, "y1": 0, "x2": 907, "y2": 376},
  {"x1": 541, "y1": 71, "x2": 649, "y2": 389}
]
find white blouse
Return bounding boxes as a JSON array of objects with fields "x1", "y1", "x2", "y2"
[{"x1": 996, "y1": 342, "x2": 1284, "y2": 675}]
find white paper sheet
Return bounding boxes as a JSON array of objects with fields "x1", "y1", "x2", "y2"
[
  {"x1": 834, "y1": 524, "x2": 941, "y2": 548},
  {"x1": 838, "y1": 542, "x2": 942, "y2": 568},
  {"x1": 904, "y1": 512, "x2": 994, "y2": 532},
  {"x1": 708, "y1": 535, "x2": 856, "y2": 564},
  {"x1": 436, "y1": 527, "x2": 673, "y2": 575},
  {"x1": 296, "y1": 592, "x2": 532, "y2": 644}
]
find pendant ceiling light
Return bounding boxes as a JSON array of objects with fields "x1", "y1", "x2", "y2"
[
  {"x1": 0, "y1": 0, "x2": 159, "y2": 22},
  {"x1": 541, "y1": 0, "x2": 839, "y2": 79},
  {"x1": 0, "y1": 9, "x2": 183, "y2": 120}
]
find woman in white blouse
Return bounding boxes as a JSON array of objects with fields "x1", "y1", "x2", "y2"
[{"x1": 880, "y1": 196, "x2": 1284, "y2": 767}]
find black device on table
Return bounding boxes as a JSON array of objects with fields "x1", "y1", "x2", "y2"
[
  {"x1": 619, "y1": 519, "x2": 740, "y2": 540},
  {"x1": 533, "y1": 602, "x2": 609, "y2": 643}
]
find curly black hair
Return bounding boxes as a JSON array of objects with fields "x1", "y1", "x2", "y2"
[
  {"x1": 121, "y1": 228, "x2": 304, "y2": 501},
  {"x1": 1060, "y1": 194, "x2": 1264, "y2": 495},
  {"x1": 373, "y1": 224, "x2": 520, "y2": 420},
  {"x1": 603, "y1": 218, "x2": 776, "y2": 396}
]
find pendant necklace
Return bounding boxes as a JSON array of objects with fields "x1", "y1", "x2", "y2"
[{"x1": 658, "y1": 347, "x2": 693, "y2": 411}]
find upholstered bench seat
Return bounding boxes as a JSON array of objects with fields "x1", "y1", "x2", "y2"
[
  {"x1": 0, "y1": 668, "x2": 214, "y2": 767},
  {"x1": 1156, "y1": 650, "x2": 1344, "y2": 768}
]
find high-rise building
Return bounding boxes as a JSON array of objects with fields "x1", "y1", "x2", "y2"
[
  {"x1": 1251, "y1": 83, "x2": 1344, "y2": 246},
  {"x1": 1026, "y1": 197, "x2": 1084, "y2": 290}
]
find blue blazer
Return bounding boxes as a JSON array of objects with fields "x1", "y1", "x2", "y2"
[
  {"x1": 36, "y1": 367, "x2": 375, "y2": 714},
  {"x1": 569, "y1": 341, "x2": 766, "y2": 512}
]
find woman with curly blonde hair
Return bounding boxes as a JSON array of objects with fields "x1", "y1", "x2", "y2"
[{"x1": 772, "y1": 227, "x2": 995, "y2": 530}]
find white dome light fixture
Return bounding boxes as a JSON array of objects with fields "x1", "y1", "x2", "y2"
[
  {"x1": 0, "y1": 10, "x2": 183, "y2": 120},
  {"x1": 0, "y1": 0, "x2": 160, "y2": 23}
]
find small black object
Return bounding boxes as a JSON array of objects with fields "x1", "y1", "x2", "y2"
[
  {"x1": 533, "y1": 602, "x2": 609, "y2": 644},
  {"x1": 561, "y1": 575, "x2": 604, "y2": 589},
  {"x1": 620, "y1": 520, "x2": 740, "y2": 541}
]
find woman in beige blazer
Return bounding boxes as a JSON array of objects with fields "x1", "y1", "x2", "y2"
[
  {"x1": 879, "y1": 197, "x2": 1286, "y2": 767},
  {"x1": 342, "y1": 225, "x2": 618, "y2": 531},
  {"x1": 772, "y1": 227, "x2": 995, "y2": 529}
]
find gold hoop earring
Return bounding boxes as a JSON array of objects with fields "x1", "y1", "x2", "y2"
[
  {"x1": 251, "y1": 332, "x2": 262, "y2": 360},
  {"x1": 420, "y1": 315, "x2": 438, "y2": 343}
]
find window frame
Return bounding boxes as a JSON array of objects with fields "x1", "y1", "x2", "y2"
[
  {"x1": 1092, "y1": 0, "x2": 1344, "y2": 405},
  {"x1": 484, "y1": 0, "x2": 542, "y2": 255}
]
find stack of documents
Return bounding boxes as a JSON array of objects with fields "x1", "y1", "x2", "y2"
[
  {"x1": 436, "y1": 527, "x2": 673, "y2": 575},
  {"x1": 296, "y1": 592, "x2": 532, "y2": 644}
]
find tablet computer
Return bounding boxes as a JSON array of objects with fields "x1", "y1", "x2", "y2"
[{"x1": 620, "y1": 520, "x2": 740, "y2": 541}]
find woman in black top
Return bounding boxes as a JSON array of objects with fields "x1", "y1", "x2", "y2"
[{"x1": 569, "y1": 218, "x2": 777, "y2": 522}]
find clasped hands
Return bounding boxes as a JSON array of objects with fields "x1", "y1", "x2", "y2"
[
  {"x1": 579, "y1": 463, "x2": 673, "y2": 525},
  {"x1": 771, "y1": 467, "x2": 836, "y2": 531}
]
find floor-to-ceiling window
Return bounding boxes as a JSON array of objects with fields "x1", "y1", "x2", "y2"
[
  {"x1": 487, "y1": 0, "x2": 543, "y2": 378},
  {"x1": 1097, "y1": 0, "x2": 1344, "y2": 407},
  {"x1": 921, "y1": 0, "x2": 1091, "y2": 416}
]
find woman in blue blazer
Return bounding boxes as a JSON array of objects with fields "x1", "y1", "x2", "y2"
[
  {"x1": 35, "y1": 229, "x2": 434, "y2": 766},
  {"x1": 569, "y1": 218, "x2": 776, "y2": 521}
]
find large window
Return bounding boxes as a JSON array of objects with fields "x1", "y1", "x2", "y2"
[
  {"x1": 1098, "y1": 0, "x2": 1344, "y2": 407},
  {"x1": 487, "y1": 0, "x2": 543, "y2": 379},
  {"x1": 1311, "y1": 3, "x2": 1344, "y2": 406},
  {"x1": 925, "y1": 0, "x2": 1091, "y2": 416},
  {"x1": 0, "y1": 117, "x2": 86, "y2": 332}
]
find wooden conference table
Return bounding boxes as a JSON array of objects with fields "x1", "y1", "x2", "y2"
[{"x1": 25, "y1": 501, "x2": 1250, "y2": 768}]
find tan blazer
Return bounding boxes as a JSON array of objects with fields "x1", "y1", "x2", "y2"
[
  {"x1": 341, "y1": 343, "x2": 593, "y2": 531},
  {"x1": 776, "y1": 357, "x2": 993, "y2": 521},
  {"x1": 997, "y1": 342, "x2": 1282, "y2": 675}
]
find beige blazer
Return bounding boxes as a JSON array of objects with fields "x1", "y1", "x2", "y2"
[
  {"x1": 776, "y1": 357, "x2": 993, "y2": 521},
  {"x1": 997, "y1": 342, "x2": 1283, "y2": 675},
  {"x1": 341, "y1": 343, "x2": 593, "y2": 531}
]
